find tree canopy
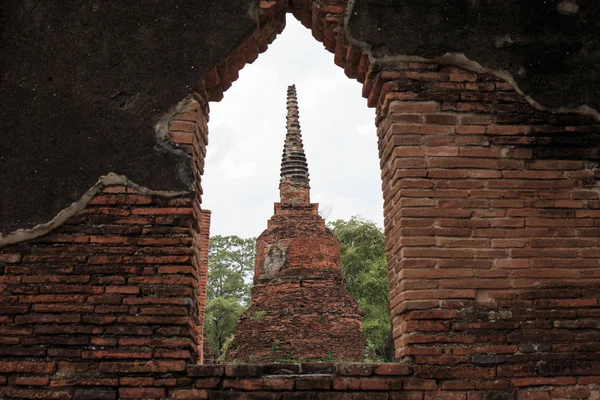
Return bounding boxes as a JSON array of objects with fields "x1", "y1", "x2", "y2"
[
  {"x1": 204, "y1": 297, "x2": 246, "y2": 359},
  {"x1": 204, "y1": 235, "x2": 255, "y2": 359},
  {"x1": 328, "y1": 216, "x2": 393, "y2": 361},
  {"x1": 207, "y1": 235, "x2": 255, "y2": 305}
]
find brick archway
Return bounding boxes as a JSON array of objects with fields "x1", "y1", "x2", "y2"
[
  {"x1": 165, "y1": 0, "x2": 382, "y2": 363},
  {"x1": 1, "y1": 1, "x2": 600, "y2": 397},
  {"x1": 167, "y1": 0, "x2": 600, "y2": 365},
  {"x1": 194, "y1": 1, "x2": 369, "y2": 104}
]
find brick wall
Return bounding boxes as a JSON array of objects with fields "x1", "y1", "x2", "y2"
[
  {"x1": 0, "y1": 187, "x2": 198, "y2": 386},
  {"x1": 4, "y1": 361, "x2": 598, "y2": 399},
  {"x1": 179, "y1": 363, "x2": 600, "y2": 399},
  {"x1": 167, "y1": 96, "x2": 212, "y2": 363},
  {"x1": 2, "y1": 0, "x2": 600, "y2": 397},
  {"x1": 0, "y1": 98, "x2": 212, "y2": 394},
  {"x1": 366, "y1": 62, "x2": 600, "y2": 367}
]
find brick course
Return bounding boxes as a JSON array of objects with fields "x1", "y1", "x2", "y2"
[
  {"x1": 0, "y1": 186, "x2": 200, "y2": 375},
  {"x1": 5, "y1": 361, "x2": 597, "y2": 399}
]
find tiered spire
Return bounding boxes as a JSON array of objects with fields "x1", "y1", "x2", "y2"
[{"x1": 280, "y1": 85, "x2": 310, "y2": 186}]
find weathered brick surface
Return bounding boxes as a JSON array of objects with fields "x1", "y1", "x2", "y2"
[
  {"x1": 179, "y1": 363, "x2": 599, "y2": 398},
  {"x1": 195, "y1": 1, "x2": 287, "y2": 103},
  {"x1": 0, "y1": 97, "x2": 212, "y2": 391},
  {"x1": 1, "y1": 0, "x2": 600, "y2": 398},
  {"x1": 0, "y1": 187, "x2": 200, "y2": 380},
  {"x1": 368, "y1": 62, "x2": 600, "y2": 368},
  {"x1": 197, "y1": 0, "x2": 370, "y2": 104}
]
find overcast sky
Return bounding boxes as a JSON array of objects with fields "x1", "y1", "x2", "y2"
[{"x1": 202, "y1": 15, "x2": 383, "y2": 238}]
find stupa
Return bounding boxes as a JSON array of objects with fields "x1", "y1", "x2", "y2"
[{"x1": 226, "y1": 85, "x2": 366, "y2": 363}]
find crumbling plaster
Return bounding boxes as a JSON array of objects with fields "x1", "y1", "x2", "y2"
[
  {"x1": 0, "y1": 173, "x2": 189, "y2": 248},
  {"x1": 0, "y1": 0, "x2": 257, "y2": 233},
  {"x1": 346, "y1": 0, "x2": 600, "y2": 113}
]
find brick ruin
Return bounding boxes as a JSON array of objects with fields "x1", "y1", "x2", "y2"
[
  {"x1": 226, "y1": 85, "x2": 366, "y2": 363},
  {"x1": 1, "y1": 0, "x2": 600, "y2": 399}
]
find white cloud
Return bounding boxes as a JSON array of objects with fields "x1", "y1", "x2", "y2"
[
  {"x1": 221, "y1": 158, "x2": 257, "y2": 181},
  {"x1": 202, "y1": 15, "x2": 382, "y2": 238}
]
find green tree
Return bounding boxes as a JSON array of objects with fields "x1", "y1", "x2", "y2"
[
  {"x1": 204, "y1": 297, "x2": 245, "y2": 358},
  {"x1": 204, "y1": 235, "x2": 256, "y2": 359},
  {"x1": 328, "y1": 216, "x2": 393, "y2": 361},
  {"x1": 207, "y1": 235, "x2": 256, "y2": 305}
]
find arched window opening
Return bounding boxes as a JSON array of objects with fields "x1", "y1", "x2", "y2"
[{"x1": 200, "y1": 15, "x2": 392, "y2": 363}]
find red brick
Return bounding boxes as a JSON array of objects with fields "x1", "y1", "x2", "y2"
[
  {"x1": 15, "y1": 314, "x2": 80, "y2": 324},
  {"x1": 187, "y1": 377, "x2": 219, "y2": 389},
  {"x1": 170, "y1": 389, "x2": 209, "y2": 399},
  {"x1": 224, "y1": 365, "x2": 260, "y2": 377},
  {"x1": 169, "y1": 120, "x2": 196, "y2": 132},
  {"x1": 131, "y1": 207, "x2": 193, "y2": 215},
  {"x1": 0, "y1": 388, "x2": 72, "y2": 399},
  {"x1": 455, "y1": 125, "x2": 486, "y2": 134},
  {"x1": 487, "y1": 125, "x2": 531, "y2": 135},
  {"x1": 222, "y1": 378, "x2": 262, "y2": 390},
  {"x1": 425, "y1": 392, "x2": 466, "y2": 400},
  {"x1": 403, "y1": 378, "x2": 437, "y2": 391},
  {"x1": 449, "y1": 73, "x2": 477, "y2": 82},
  {"x1": 337, "y1": 364, "x2": 372, "y2": 376},
  {"x1": 390, "y1": 101, "x2": 440, "y2": 113},
  {"x1": 19, "y1": 295, "x2": 85, "y2": 303},
  {"x1": 373, "y1": 364, "x2": 411, "y2": 376},
  {"x1": 51, "y1": 378, "x2": 118, "y2": 387},
  {"x1": 0, "y1": 362, "x2": 56, "y2": 374},
  {"x1": 105, "y1": 286, "x2": 140, "y2": 294},
  {"x1": 0, "y1": 254, "x2": 21, "y2": 263},
  {"x1": 333, "y1": 377, "x2": 361, "y2": 390},
  {"x1": 82, "y1": 350, "x2": 153, "y2": 359},
  {"x1": 13, "y1": 377, "x2": 49, "y2": 386},
  {"x1": 119, "y1": 377, "x2": 154, "y2": 386},
  {"x1": 97, "y1": 361, "x2": 185, "y2": 373},
  {"x1": 295, "y1": 376, "x2": 332, "y2": 390},
  {"x1": 549, "y1": 388, "x2": 590, "y2": 399},
  {"x1": 512, "y1": 377, "x2": 576, "y2": 387},
  {"x1": 359, "y1": 377, "x2": 402, "y2": 390},
  {"x1": 119, "y1": 337, "x2": 191, "y2": 348},
  {"x1": 119, "y1": 388, "x2": 166, "y2": 399},
  {"x1": 117, "y1": 315, "x2": 188, "y2": 325}
]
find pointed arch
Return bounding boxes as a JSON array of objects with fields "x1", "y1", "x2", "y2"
[
  {"x1": 163, "y1": 0, "x2": 388, "y2": 363},
  {"x1": 192, "y1": 0, "x2": 372, "y2": 105}
]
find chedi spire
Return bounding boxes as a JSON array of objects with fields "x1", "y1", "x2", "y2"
[
  {"x1": 279, "y1": 85, "x2": 310, "y2": 205},
  {"x1": 280, "y1": 84, "x2": 310, "y2": 184}
]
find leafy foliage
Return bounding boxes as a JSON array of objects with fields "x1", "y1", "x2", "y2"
[
  {"x1": 204, "y1": 235, "x2": 255, "y2": 358},
  {"x1": 328, "y1": 216, "x2": 394, "y2": 361},
  {"x1": 204, "y1": 297, "x2": 246, "y2": 359},
  {"x1": 207, "y1": 235, "x2": 255, "y2": 305},
  {"x1": 203, "y1": 222, "x2": 394, "y2": 362}
]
